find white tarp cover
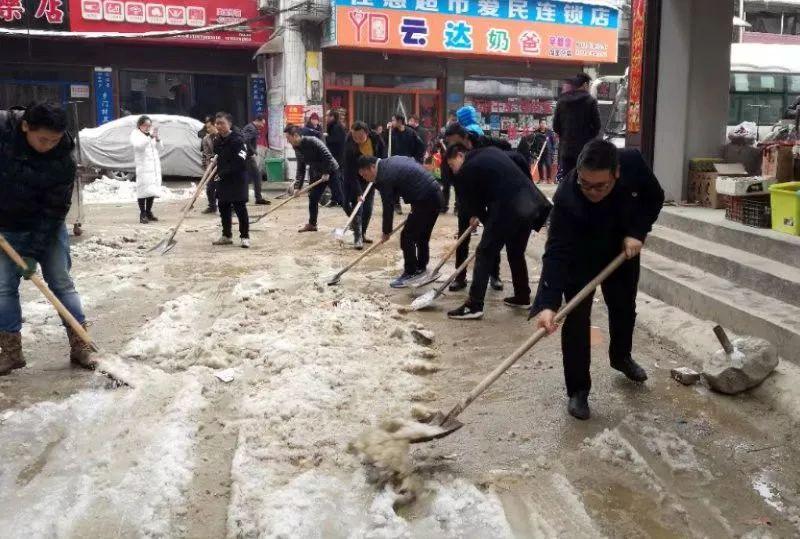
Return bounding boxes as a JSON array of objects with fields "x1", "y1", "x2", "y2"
[
  {"x1": 79, "y1": 114, "x2": 203, "y2": 178},
  {"x1": 731, "y1": 43, "x2": 800, "y2": 74}
]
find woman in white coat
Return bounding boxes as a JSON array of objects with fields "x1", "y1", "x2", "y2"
[{"x1": 130, "y1": 115, "x2": 164, "y2": 223}]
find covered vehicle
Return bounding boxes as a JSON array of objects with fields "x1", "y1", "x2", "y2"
[{"x1": 79, "y1": 114, "x2": 203, "y2": 180}]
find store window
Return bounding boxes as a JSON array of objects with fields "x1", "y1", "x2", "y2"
[
  {"x1": 119, "y1": 70, "x2": 248, "y2": 124},
  {"x1": 0, "y1": 66, "x2": 93, "y2": 128},
  {"x1": 464, "y1": 76, "x2": 559, "y2": 145}
]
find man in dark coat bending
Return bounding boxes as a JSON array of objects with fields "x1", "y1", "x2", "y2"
[
  {"x1": 445, "y1": 144, "x2": 551, "y2": 320},
  {"x1": 357, "y1": 155, "x2": 442, "y2": 289},
  {"x1": 531, "y1": 139, "x2": 665, "y2": 420}
]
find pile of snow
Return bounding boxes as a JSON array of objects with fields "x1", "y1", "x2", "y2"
[{"x1": 83, "y1": 176, "x2": 196, "y2": 205}]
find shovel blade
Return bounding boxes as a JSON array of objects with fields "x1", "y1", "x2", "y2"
[
  {"x1": 410, "y1": 289, "x2": 437, "y2": 311},
  {"x1": 326, "y1": 273, "x2": 342, "y2": 286},
  {"x1": 409, "y1": 412, "x2": 465, "y2": 444},
  {"x1": 148, "y1": 237, "x2": 175, "y2": 254}
]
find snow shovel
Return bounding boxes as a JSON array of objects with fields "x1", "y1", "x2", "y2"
[
  {"x1": 326, "y1": 218, "x2": 407, "y2": 286},
  {"x1": 332, "y1": 182, "x2": 374, "y2": 242},
  {"x1": 250, "y1": 177, "x2": 328, "y2": 225},
  {"x1": 410, "y1": 251, "x2": 476, "y2": 311},
  {"x1": 409, "y1": 252, "x2": 628, "y2": 443},
  {"x1": 412, "y1": 224, "x2": 476, "y2": 288},
  {"x1": 0, "y1": 233, "x2": 130, "y2": 387},
  {"x1": 150, "y1": 159, "x2": 217, "y2": 255},
  {"x1": 531, "y1": 139, "x2": 548, "y2": 182}
]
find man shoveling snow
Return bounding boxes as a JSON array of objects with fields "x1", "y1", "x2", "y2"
[{"x1": 0, "y1": 102, "x2": 96, "y2": 374}]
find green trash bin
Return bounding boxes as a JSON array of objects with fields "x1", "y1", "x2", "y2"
[{"x1": 264, "y1": 157, "x2": 285, "y2": 182}]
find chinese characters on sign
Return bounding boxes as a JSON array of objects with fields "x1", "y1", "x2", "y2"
[
  {"x1": 93, "y1": 67, "x2": 114, "y2": 126},
  {"x1": 627, "y1": 0, "x2": 645, "y2": 133},
  {"x1": 333, "y1": 0, "x2": 619, "y2": 62},
  {"x1": 250, "y1": 75, "x2": 267, "y2": 119},
  {"x1": 0, "y1": 0, "x2": 69, "y2": 29}
]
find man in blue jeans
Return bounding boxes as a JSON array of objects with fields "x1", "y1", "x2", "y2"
[{"x1": 0, "y1": 102, "x2": 95, "y2": 375}]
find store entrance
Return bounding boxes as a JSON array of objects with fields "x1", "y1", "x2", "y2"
[{"x1": 354, "y1": 92, "x2": 414, "y2": 128}]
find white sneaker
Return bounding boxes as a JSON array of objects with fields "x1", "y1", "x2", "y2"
[
  {"x1": 212, "y1": 236, "x2": 233, "y2": 246},
  {"x1": 241, "y1": 238, "x2": 251, "y2": 249}
]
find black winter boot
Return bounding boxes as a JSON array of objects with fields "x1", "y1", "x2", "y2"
[
  {"x1": 568, "y1": 391, "x2": 590, "y2": 420},
  {"x1": 611, "y1": 356, "x2": 648, "y2": 383}
]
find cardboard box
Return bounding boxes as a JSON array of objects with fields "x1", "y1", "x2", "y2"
[
  {"x1": 688, "y1": 163, "x2": 748, "y2": 209},
  {"x1": 762, "y1": 144, "x2": 795, "y2": 181},
  {"x1": 716, "y1": 175, "x2": 776, "y2": 196}
]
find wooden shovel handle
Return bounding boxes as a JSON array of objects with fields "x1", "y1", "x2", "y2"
[
  {"x1": 252, "y1": 177, "x2": 328, "y2": 224},
  {"x1": 429, "y1": 224, "x2": 476, "y2": 276},
  {"x1": 442, "y1": 252, "x2": 627, "y2": 424},
  {"x1": 713, "y1": 325, "x2": 735, "y2": 355},
  {"x1": 331, "y1": 218, "x2": 407, "y2": 280},
  {"x1": 338, "y1": 182, "x2": 374, "y2": 237},
  {"x1": 434, "y1": 251, "x2": 477, "y2": 297},
  {"x1": 0, "y1": 233, "x2": 97, "y2": 350}
]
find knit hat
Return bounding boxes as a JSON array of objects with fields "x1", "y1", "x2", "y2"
[
  {"x1": 456, "y1": 105, "x2": 484, "y2": 137},
  {"x1": 309, "y1": 112, "x2": 320, "y2": 121}
]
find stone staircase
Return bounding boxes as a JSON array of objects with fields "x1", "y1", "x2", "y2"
[{"x1": 640, "y1": 206, "x2": 800, "y2": 365}]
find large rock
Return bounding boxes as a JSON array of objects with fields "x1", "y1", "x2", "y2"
[{"x1": 702, "y1": 336, "x2": 779, "y2": 395}]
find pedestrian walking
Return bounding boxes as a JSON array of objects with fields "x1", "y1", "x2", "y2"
[
  {"x1": 212, "y1": 112, "x2": 251, "y2": 248},
  {"x1": 444, "y1": 144, "x2": 551, "y2": 320},
  {"x1": 0, "y1": 102, "x2": 96, "y2": 373},
  {"x1": 357, "y1": 155, "x2": 442, "y2": 288},
  {"x1": 284, "y1": 124, "x2": 347, "y2": 233},
  {"x1": 531, "y1": 139, "x2": 665, "y2": 420},
  {"x1": 199, "y1": 117, "x2": 219, "y2": 214},
  {"x1": 553, "y1": 72, "x2": 601, "y2": 179},
  {"x1": 130, "y1": 115, "x2": 163, "y2": 224},
  {"x1": 242, "y1": 114, "x2": 269, "y2": 205},
  {"x1": 343, "y1": 121, "x2": 386, "y2": 248}
]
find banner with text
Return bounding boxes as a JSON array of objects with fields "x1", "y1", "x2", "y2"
[{"x1": 332, "y1": 0, "x2": 619, "y2": 62}]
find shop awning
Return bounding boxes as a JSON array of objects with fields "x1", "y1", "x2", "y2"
[
  {"x1": 733, "y1": 16, "x2": 752, "y2": 28},
  {"x1": 254, "y1": 31, "x2": 284, "y2": 58},
  {"x1": 731, "y1": 42, "x2": 800, "y2": 73}
]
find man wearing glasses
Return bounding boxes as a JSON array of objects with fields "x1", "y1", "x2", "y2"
[{"x1": 531, "y1": 139, "x2": 665, "y2": 420}]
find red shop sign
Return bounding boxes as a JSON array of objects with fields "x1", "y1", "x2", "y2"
[{"x1": 68, "y1": 0, "x2": 271, "y2": 47}]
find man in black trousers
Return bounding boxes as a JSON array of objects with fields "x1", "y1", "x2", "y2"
[
  {"x1": 531, "y1": 139, "x2": 665, "y2": 420},
  {"x1": 284, "y1": 124, "x2": 348, "y2": 233},
  {"x1": 343, "y1": 121, "x2": 386, "y2": 248},
  {"x1": 357, "y1": 155, "x2": 442, "y2": 288},
  {"x1": 445, "y1": 144, "x2": 551, "y2": 320},
  {"x1": 553, "y1": 73, "x2": 601, "y2": 179}
]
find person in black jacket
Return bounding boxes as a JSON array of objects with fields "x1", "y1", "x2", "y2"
[
  {"x1": 531, "y1": 140, "x2": 665, "y2": 420},
  {"x1": 357, "y1": 155, "x2": 442, "y2": 288},
  {"x1": 553, "y1": 73, "x2": 601, "y2": 179},
  {"x1": 284, "y1": 124, "x2": 348, "y2": 232},
  {"x1": 0, "y1": 103, "x2": 96, "y2": 373},
  {"x1": 343, "y1": 121, "x2": 387, "y2": 248},
  {"x1": 445, "y1": 144, "x2": 552, "y2": 320},
  {"x1": 212, "y1": 112, "x2": 251, "y2": 248},
  {"x1": 322, "y1": 110, "x2": 348, "y2": 209},
  {"x1": 388, "y1": 114, "x2": 425, "y2": 163},
  {"x1": 241, "y1": 114, "x2": 268, "y2": 205}
]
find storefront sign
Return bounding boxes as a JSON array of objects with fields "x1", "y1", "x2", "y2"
[
  {"x1": 627, "y1": 0, "x2": 645, "y2": 133},
  {"x1": 93, "y1": 67, "x2": 114, "y2": 125},
  {"x1": 66, "y1": 0, "x2": 270, "y2": 47},
  {"x1": 0, "y1": 0, "x2": 70, "y2": 30},
  {"x1": 250, "y1": 74, "x2": 266, "y2": 119},
  {"x1": 285, "y1": 105, "x2": 305, "y2": 126},
  {"x1": 70, "y1": 83, "x2": 91, "y2": 98},
  {"x1": 330, "y1": 0, "x2": 619, "y2": 62}
]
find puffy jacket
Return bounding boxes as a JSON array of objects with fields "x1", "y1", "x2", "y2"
[
  {"x1": 533, "y1": 149, "x2": 665, "y2": 313},
  {"x1": 553, "y1": 90, "x2": 601, "y2": 159},
  {"x1": 0, "y1": 110, "x2": 76, "y2": 259},
  {"x1": 374, "y1": 156, "x2": 442, "y2": 234},
  {"x1": 388, "y1": 127, "x2": 425, "y2": 162},
  {"x1": 213, "y1": 129, "x2": 249, "y2": 203},
  {"x1": 326, "y1": 121, "x2": 347, "y2": 165}
]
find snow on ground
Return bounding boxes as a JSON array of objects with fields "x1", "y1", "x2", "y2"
[
  {"x1": 83, "y1": 176, "x2": 196, "y2": 205},
  {"x1": 0, "y1": 369, "x2": 206, "y2": 537}
]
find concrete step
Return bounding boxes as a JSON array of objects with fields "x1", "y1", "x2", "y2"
[
  {"x1": 640, "y1": 250, "x2": 800, "y2": 365},
  {"x1": 647, "y1": 225, "x2": 800, "y2": 308},
  {"x1": 658, "y1": 206, "x2": 800, "y2": 270}
]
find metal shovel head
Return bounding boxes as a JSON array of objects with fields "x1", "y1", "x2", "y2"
[
  {"x1": 412, "y1": 270, "x2": 440, "y2": 288},
  {"x1": 409, "y1": 411, "x2": 465, "y2": 444},
  {"x1": 332, "y1": 227, "x2": 353, "y2": 242},
  {"x1": 410, "y1": 289, "x2": 438, "y2": 311},
  {"x1": 326, "y1": 273, "x2": 343, "y2": 286},
  {"x1": 148, "y1": 237, "x2": 176, "y2": 255}
]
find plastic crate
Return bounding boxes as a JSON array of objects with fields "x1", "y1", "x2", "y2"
[
  {"x1": 725, "y1": 195, "x2": 771, "y2": 228},
  {"x1": 769, "y1": 181, "x2": 800, "y2": 236}
]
